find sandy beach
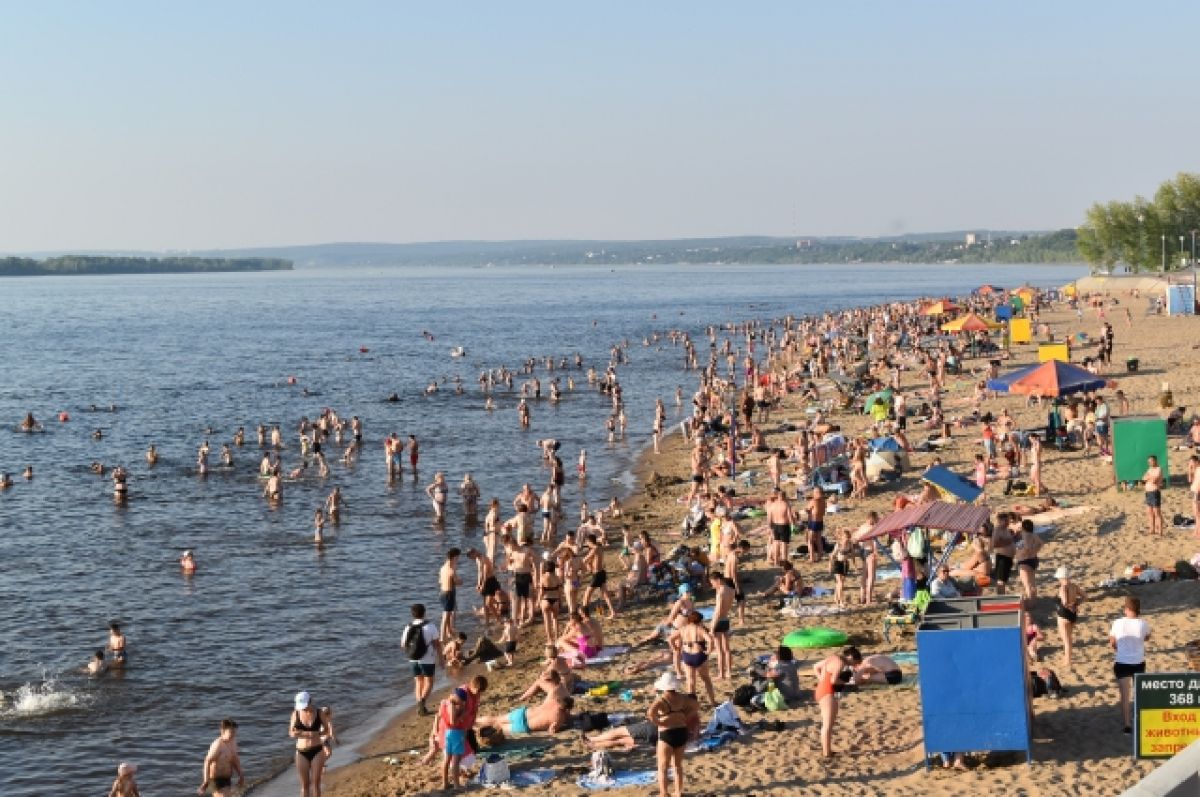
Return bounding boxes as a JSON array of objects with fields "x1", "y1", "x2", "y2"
[{"x1": 312, "y1": 289, "x2": 1200, "y2": 797}]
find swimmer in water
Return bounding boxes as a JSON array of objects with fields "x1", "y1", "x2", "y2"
[
  {"x1": 233, "y1": 426, "x2": 245, "y2": 447},
  {"x1": 460, "y1": 474, "x2": 480, "y2": 517},
  {"x1": 107, "y1": 622, "x2": 127, "y2": 668},
  {"x1": 220, "y1": 444, "x2": 233, "y2": 467},
  {"x1": 314, "y1": 507, "x2": 326, "y2": 545},
  {"x1": 145, "y1": 445, "x2": 158, "y2": 465},
  {"x1": 19, "y1": 412, "x2": 42, "y2": 432},
  {"x1": 0, "y1": 472, "x2": 12, "y2": 489},
  {"x1": 23, "y1": 465, "x2": 33, "y2": 481},
  {"x1": 426, "y1": 472, "x2": 449, "y2": 521},
  {"x1": 197, "y1": 441, "x2": 210, "y2": 475},
  {"x1": 263, "y1": 468, "x2": 282, "y2": 501},
  {"x1": 256, "y1": 424, "x2": 266, "y2": 447},
  {"x1": 325, "y1": 487, "x2": 343, "y2": 524},
  {"x1": 92, "y1": 428, "x2": 104, "y2": 440},
  {"x1": 85, "y1": 649, "x2": 109, "y2": 676},
  {"x1": 180, "y1": 550, "x2": 196, "y2": 574},
  {"x1": 112, "y1": 466, "x2": 128, "y2": 502},
  {"x1": 91, "y1": 462, "x2": 106, "y2": 475}
]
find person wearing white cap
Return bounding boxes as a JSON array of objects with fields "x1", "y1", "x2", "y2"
[
  {"x1": 108, "y1": 761, "x2": 138, "y2": 797},
  {"x1": 289, "y1": 690, "x2": 335, "y2": 797},
  {"x1": 1054, "y1": 566, "x2": 1084, "y2": 669},
  {"x1": 646, "y1": 671, "x2": 699, "y2": 797}
]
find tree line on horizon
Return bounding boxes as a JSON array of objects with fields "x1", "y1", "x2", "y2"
[
  {"x1": 0, "y1": 255, "x2": 293, "y2": 276},
  {"x1": 1076, "y1": 172, "x2": 1200, "y2": 273}
]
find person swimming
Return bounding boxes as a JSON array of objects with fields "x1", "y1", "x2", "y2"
[{"x1": 180, "y1": 550, "x2": 196, "y2": 574}]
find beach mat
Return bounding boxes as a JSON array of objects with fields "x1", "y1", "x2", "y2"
[
  {"x1": 577, "y1": 770, "x2": 660, "y2": 789},
  {"x1": 686, "y1": 732, "x2": 738, "y2": 754},
  {"x1": 487, "y1": 740, "x2": 554, "y2": 762},
  {"x1": 585, "y1": 646, "x2": 629, "y2": 665},
  {"x1": 1023, "y1": 506, "x2": 1095, "y2": 525},
  {"x1": 875, "y1": 567, "x2": 902, "y2": 581},
  {"x1": 477, "y1": 767, "x2": 556, "y2": 788},
  {"x1": 890, "y1": 651, "x2": 919, "y2": 667}
]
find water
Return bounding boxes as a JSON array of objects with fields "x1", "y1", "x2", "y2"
[{"x1": 0, "y1": 262, "x2": 1084, "y2": 794}]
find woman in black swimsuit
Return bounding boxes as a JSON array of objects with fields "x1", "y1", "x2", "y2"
[
  {"x1": 647, "y1": 671, "x2": 699, "y2": 797},
  {"x1": 1054, "y1": 566, "x2": 1084, "y2": 669},
  {"x1": 670, "y1": 611, "x2": 716, "y2": 706},
  {"x1": 538, "y1": 560, "x2": 563, "y2": 644},
  {"x1": 290, "y1": 691, "x2": 334, "y2": 797}
]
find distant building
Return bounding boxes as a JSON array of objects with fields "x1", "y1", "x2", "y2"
[
  {"x1": 795, "y1": 239, "x2": 812, "y2": 249},
  {"x1": 965, "y1": 232, "x2": 978, "y2": 247}
]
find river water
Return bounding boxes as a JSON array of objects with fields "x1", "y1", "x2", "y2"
[{"x1": 0, "y1": 262, "x2": 1084, "y2": 794}]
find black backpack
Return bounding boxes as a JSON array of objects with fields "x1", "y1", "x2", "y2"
[
  {"x1": 403, "y1": 620, "x2": 429, "y2": 661},
  {"x1": 1176, "y1": 560, "x2": 1198, "y2": 580}
]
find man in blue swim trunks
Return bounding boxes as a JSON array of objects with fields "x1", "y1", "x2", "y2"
[{"x1": 477, "y1": 693, "x2": 574, "y2": 736}]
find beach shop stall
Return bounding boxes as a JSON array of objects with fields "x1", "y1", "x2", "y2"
[
  {"x1": 1112, "y1": 417, "x2": 1170, "y2": 487},
  {"x1": 917, "y1": 598, "x2": 1032, "y2": 768},
  {"x1": 1008, "y1": 316, "x2": 1031, "y2": 343},
  {"x1": 1038, "y1": 342, "x2": 1070, "y2": 362},
  {"x1": 1165, "y1": 284, "x2": 1196, "y2": 316}
]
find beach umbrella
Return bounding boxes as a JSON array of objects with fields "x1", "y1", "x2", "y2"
[
  {"x1": 920, "y1": 464, "x2": 984, "y2": 503},
  {"x1": 869, "y1": 436, "x2": 902, "y2": 452},
  {"x1": 985, "y1": 362, "x2": 1043, "y2": 392},
  {"x1": 921, "y1": 300, "x2": 960, "y2": 316},
  {"x1": 940, "y1": 312, "x2": 1002, "y2": 333},
  {"x1": 861, "y1": 388, "x2": 893, "y2": 414},
  {"x1": 1006, "y1": 360, "x2": 1113, "y2": 398}
]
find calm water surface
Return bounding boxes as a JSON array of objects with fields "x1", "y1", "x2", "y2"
[{"x1": 0, "y1": 262, "x2": 1085, "y2": 795}]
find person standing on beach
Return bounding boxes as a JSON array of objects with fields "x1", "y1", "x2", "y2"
[
  {"x1": 403, "y1": 604, "x2": 443, "y2": 716},
  {"x1": 805, "y1": 487, "x2": 827, "y2": 563},
  {"x1": 1054, "y1": 567, "x2": 1084, "y2": 670},
  {"x1": 1110, "y1": 595, "x2": 1151, "y2": 734},
  {"x1": 764, "y1": 487, "x2": 794, "y2": 567},
  {"x1": 1142, "y1": 455, "x2": 1165, "y2": 536},
  {"x1": 647, "y1": 671, "x2": 699, "y2": 797},
  {"x1": 198, "y1": 718, "x2": 244, "y2": 797},
  {"x1": 813, "y1": 651, "x2": 849, "y2": 759},
  {"x1": 991, "y1": 512, "x2": 1016, "y2": 595},
  {"x1": 581, "y1": 533, "x2": 616, "y2": 618},
  {"x1": 1190, "y1": 455, "x2": 1200, "y2": 537},
  {"x1": 439, "y1": 549, "x2": 462, "y2": 640},
  {"x1": 707, "y1": 571, "x2": 734, "y2": 682}
]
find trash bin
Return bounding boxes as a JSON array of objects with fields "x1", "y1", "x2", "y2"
[{"x1": 1126, "y1": 358, "x2": 1139, "y2": 373}]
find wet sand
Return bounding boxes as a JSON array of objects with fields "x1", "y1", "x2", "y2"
[{"x1": 312, "y1": 295, "x2": 1200, "y2": 796}]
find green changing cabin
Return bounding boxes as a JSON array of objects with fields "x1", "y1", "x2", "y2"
[{"x1": 1111, "y1": 417, "x2": 1169, "y2": 486}]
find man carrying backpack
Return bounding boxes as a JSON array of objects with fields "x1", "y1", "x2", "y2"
[{"x1": 403, "y1": 603, "x2": 443, "y2": 715}]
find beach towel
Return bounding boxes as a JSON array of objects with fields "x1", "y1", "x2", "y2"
[
  {"x1": 860, "y1": 672, "x2": 920, "y2": 690},
  {"x1": 487, "y1": 740, "x2": 553, "y2": 761},
  {"x1": 779, "y1": 604, "x2": 846, "y2": 618},
  {"x1": 875, "y1": 567, "x2": 902, "y2": 582},
  {"x1": 577, "y1": 770, "x2": 661, "y2": 789},
  {"x1": 580, "y1": 646, "x2": 629, "y2": 665},
  {"x1": 686, "y1": 731, "x2": 738, "y2": 753},
  {"x1": 1022, "y1": 505, "x2": 1095, "y2": 525},
  {"x1": 889, "y1": 651, "x2": 919, "y2": 667},
  {"x1": 477, "y1": 766, "x2": 556, "y2": 788},
  {"x1": 697, "y1": 606, "x2": 714, "y2": 621}
]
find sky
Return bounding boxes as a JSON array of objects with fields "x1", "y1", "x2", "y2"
[{"x1": 1, "y1": 1, "x2": 1198, "y2": 251}]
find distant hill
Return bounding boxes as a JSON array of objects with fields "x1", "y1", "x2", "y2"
[{"x1": 2, "y1": 230, "x2": 1082, "y2": 269}]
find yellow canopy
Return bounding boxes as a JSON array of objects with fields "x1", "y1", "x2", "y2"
[{"x1": 941, "y1": 312, "x2": 1002, "y2": 332}]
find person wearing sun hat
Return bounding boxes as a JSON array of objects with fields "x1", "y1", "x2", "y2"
[
  {"x1": 1054, "y1": 566, "x2": 1085, "y2": 670},
  {"x1": 647, "y1": 671, "x2": 699, "y2": 797},
  {"x1": 108, "y1": 761, "x2": 139, "y2": 796}
]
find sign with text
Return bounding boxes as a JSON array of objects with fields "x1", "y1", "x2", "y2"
[{"x1": 1134, "y1": 673, "x2": 1200, "y2": 759}]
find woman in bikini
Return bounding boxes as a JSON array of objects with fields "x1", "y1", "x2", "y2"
[
  {"x1": 1014, "y1": 518, "x2": 1043, "y2": 606},
  {"x1": 829, "y1": 528, "x2": 852, "y2": 608},
  {"x1": 425, "y1": 472, "x2": 449, "y2": 522},
  {"x1": 670, "y1": 611, "x2": 716, "y2": 705},
  {"x1": 1054, "y1": 566, "x2": 1085, "y2": 669},
  {"x1": 289, "y1": 691, "x2": 335, "y2": 797},
  {"x1": 646, "y1": 671, "x2": 700, "y2": 797},
  {"x1": 538, "y1": 560, "x2": 563, "y2": 644}
]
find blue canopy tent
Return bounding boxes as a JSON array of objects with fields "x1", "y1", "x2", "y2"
[
  {"x1": 985, "y1": 362, "x2": 1043, "y2": 393},
  {"x1": 994, "y1": 304, "x2": 1013, "y2": 321},
  {"x1": 921, "y1": 464, "x2": 984, "y2": 503}
]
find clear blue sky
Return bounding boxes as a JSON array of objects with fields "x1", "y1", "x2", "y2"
[{"x1": 1, "y1": 1, "x2": 1197, "y2": 251}]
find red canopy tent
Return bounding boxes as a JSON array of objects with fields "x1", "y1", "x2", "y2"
[{"x1": 854, "y1": 501, "x2": 991, "y2": 543}]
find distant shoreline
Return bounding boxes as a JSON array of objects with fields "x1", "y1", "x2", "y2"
[{"x1": 0, "y1": 255, "x2": 293, "y2": 277}]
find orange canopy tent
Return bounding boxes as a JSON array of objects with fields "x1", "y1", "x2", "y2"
[
  {"x1": 941, "y1": 312, "x2": 1002, "y2": 333},
  {"x1": 921, "y1": 300, "x2": 960, "y2": 316}
]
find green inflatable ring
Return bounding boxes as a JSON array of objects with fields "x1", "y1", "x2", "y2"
[
  {"x1": 782, "y1": 627, "x2": 849, "y2": 650},
  {"x1": 745, "y1": 508, "x2": 766, "y2": 518}
]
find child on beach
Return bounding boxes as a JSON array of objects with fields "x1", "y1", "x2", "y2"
[
  {"x1": 498, "y1": 617, "x2": 517, "y2": 666},
  {"x1": 1025, "y1": 615, "x2": 1041, "y2": 661}
]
